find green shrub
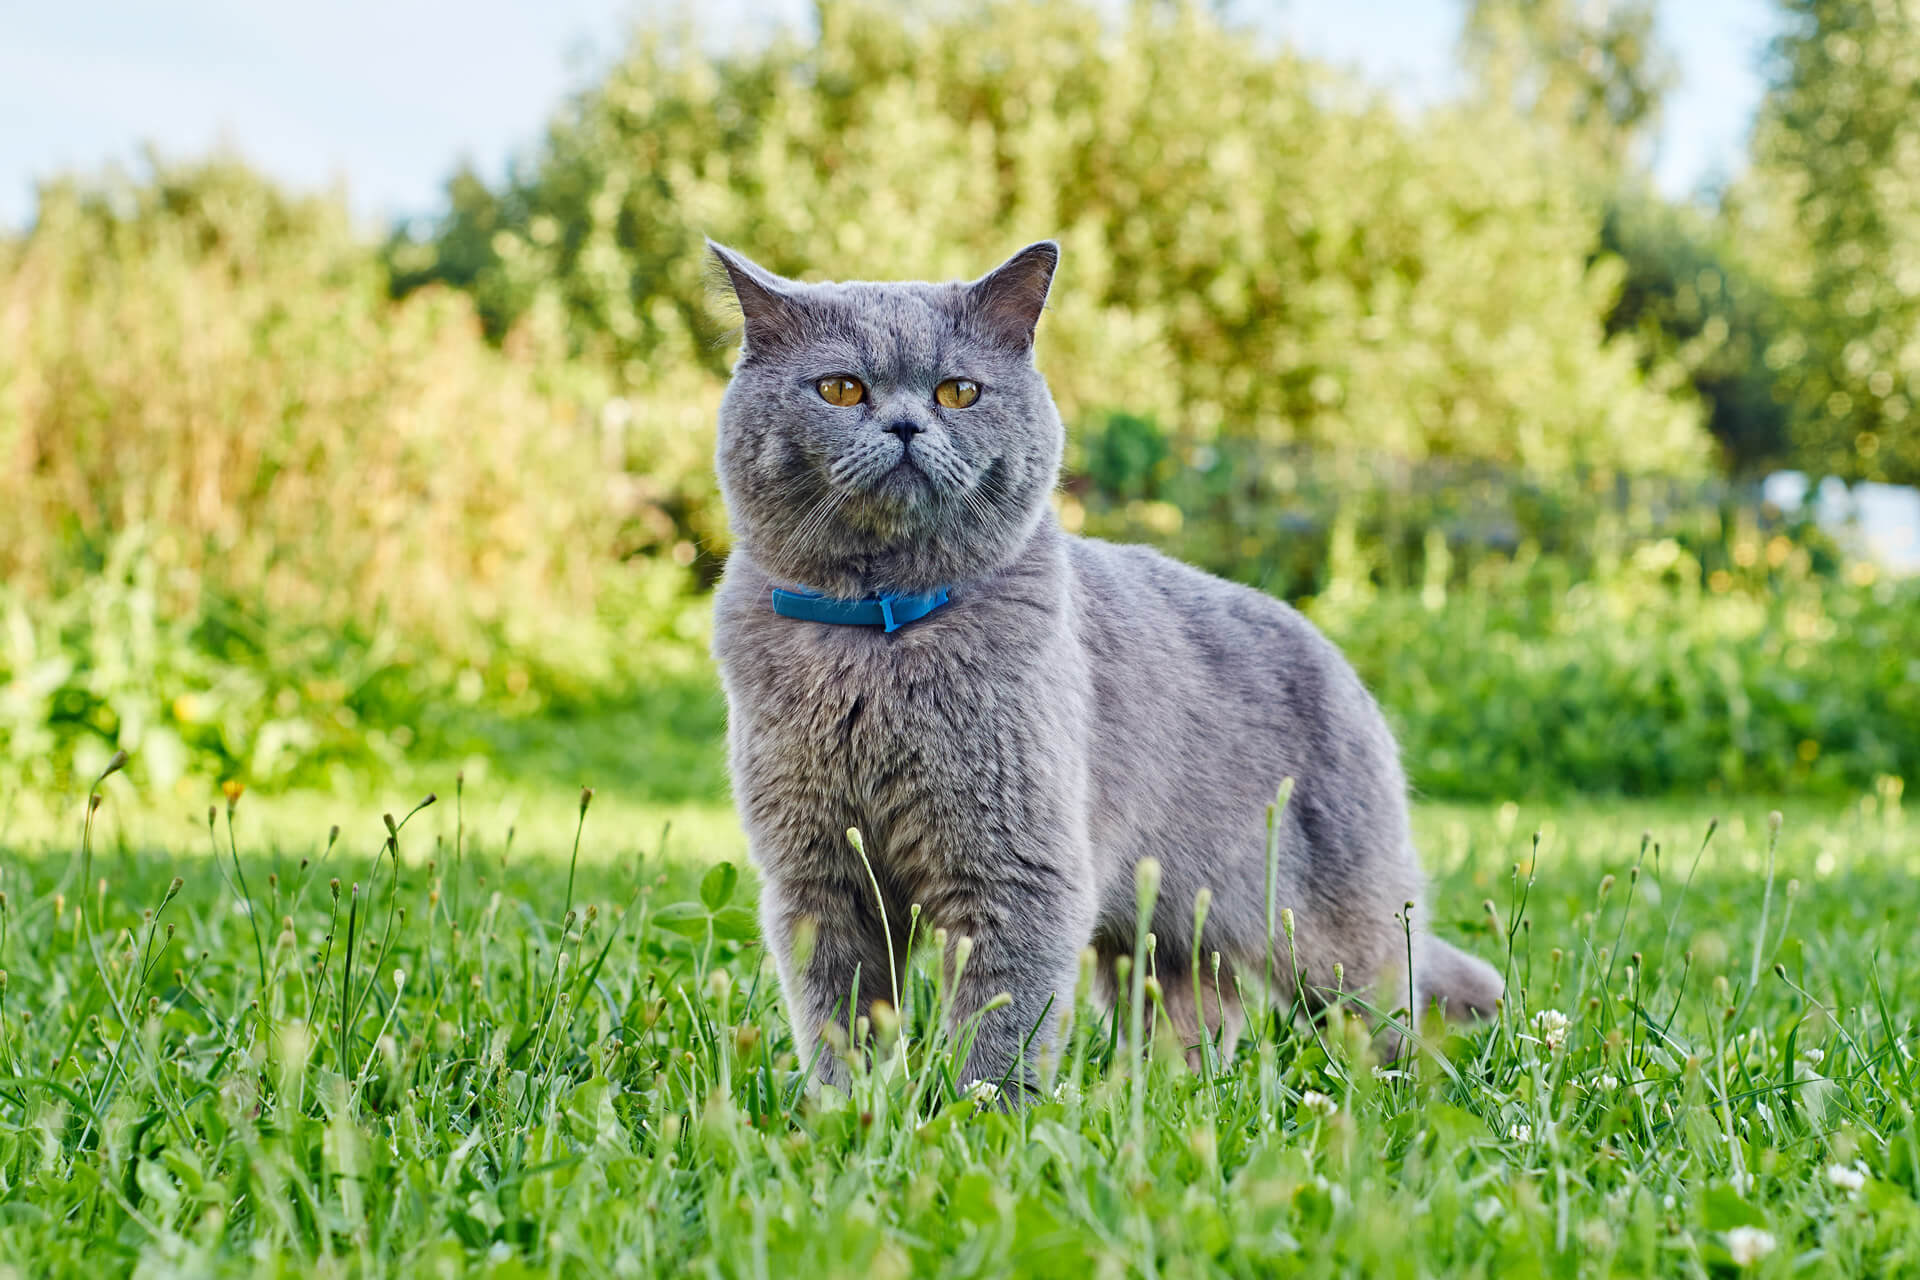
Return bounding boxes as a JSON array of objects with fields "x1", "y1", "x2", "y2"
[
  {"x1": 1319, "y1": 548, "x2": 1920, "y2": 798},
  {"x1": 0, "y1": 531, "x2": 716, "y2": 794},
  {"x1": 1737, "y1": 0, "x2": 1920, "y2": 484},
  {"x1": 1064, "y1": 417, "x2": 1838, "y2": 598}
]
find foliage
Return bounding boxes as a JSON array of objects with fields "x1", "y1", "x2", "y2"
[
  {"x1": 0, "y1": 159, "x2": 737, "y2": 795},
  {"x1": 1462, "y1": 0, "x2": 1672, "y2": 173},
  {"x1": 1319, "y1": 544, "x2": 1920, "y2": 800},
  {"x1": 10, "y1": 473, "x2": 1911, "y2": 805},
  {"x1": 1065, "y1": 418, "x2": 1834, "y2": 596},
  {"x1": 391, "y1": 0, "x2": 1707, "y2": 564},
  {"x1": 1600, "y1": 192, "x2": 1795, "y2": 474},
  {"x1": 0, "y1": 158, "x2": 613, "y2": 659},
  {"x1": 0, "y1": 789, "x2": 1915, "y2": 1274},
  {"x1": 1739, "y1": 0, "x2": 1920, "y2": 483},
  {"x1": 0, "y1": 531, "x2": 718, "y2": 797}
]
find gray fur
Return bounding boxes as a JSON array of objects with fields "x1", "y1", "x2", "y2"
[{"x1": 709, "y1": 240, "x2": 1501, "y2": 1096}]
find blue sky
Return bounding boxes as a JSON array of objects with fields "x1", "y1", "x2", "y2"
[{"x1": 0, "y1": 1, "x2": 1782, "y2": 232}]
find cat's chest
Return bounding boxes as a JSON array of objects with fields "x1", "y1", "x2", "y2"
[
  {"x1": 720, "y1": 586, "x2": 1076, "y2": 775},
  {"x1": 736, "y1": 621, "x2": 1010, "y2": 766}
]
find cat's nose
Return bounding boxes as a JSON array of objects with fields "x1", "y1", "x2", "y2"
[{"x1": 883, "y1": 420, "x2": 924, "y2": 442}]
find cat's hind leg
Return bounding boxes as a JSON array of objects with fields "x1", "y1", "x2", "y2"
[
  {"x1": 1155, "y1": 965, "x2": 1245, "y2": 1074},
  {"x1": 1415, "y1": 935, "x2": 1504, "y2": 1023}
]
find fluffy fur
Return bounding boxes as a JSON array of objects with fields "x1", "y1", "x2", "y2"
[{"x1": 709, "y1": 240, "x2": 1501, "y2": 1095}]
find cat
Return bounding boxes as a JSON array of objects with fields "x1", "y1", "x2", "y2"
[{"x1": 708, "y1": 240, "x2": 1502, "y2": 1097}]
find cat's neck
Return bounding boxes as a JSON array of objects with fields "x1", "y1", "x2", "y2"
[{"x1": 748, "y1": 508, "x2": 1062, "y2": 601}]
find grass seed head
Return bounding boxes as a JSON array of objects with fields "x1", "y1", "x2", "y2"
[{"x1": 1134, "y1": 857, "x2": 1162, "y2": 910}]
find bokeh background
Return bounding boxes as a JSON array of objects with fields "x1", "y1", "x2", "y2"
[{"x1": 5, "y1": 0, "x2": 1918, "y2": 842}]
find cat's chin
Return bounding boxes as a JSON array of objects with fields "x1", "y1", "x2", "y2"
[
  {"x1": 842, "y1": 467, "x2": 946, "y2": 530},
  {"x1": 867, "y1": 462, "x2": 936, "y2": 504}
]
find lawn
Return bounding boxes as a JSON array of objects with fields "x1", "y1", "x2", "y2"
[{"x1": 1, "y1": 770, "x2": 1915, "y2": 1277}]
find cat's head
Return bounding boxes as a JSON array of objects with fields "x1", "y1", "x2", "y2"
[{"x1": 709, "y1": 241, "x2": 1063, "y2": 596}]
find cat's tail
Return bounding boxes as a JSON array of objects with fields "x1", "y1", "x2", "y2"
[{"x1": 1416, "y1": 936, "x2": 1503, "y2": 1023}]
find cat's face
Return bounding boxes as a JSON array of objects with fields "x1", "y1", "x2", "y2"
[{"x1": 711, "y1": 243, "x2": 1063, "y2": 596}]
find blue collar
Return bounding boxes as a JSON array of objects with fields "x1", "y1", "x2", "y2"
[{"x1": 769, "y1": 584, "x2": 951, "y2": 634}]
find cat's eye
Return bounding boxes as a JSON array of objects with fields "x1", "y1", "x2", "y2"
[
  {"x1": 817, "y1": 376, "x2": 865, "y2": 407},
  {"x1": 936, "y1": 378, "x2": 980, "y2": 409}
]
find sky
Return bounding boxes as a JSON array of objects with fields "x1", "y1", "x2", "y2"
[{"x1": 0, "y1": 1, "x2": 1783, "y2": 233}]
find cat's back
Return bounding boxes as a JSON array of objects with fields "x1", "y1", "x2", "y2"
[
  {"x1": 1061, "y1": 535, "x2": 1405, "y2": 861},
  {"x1": 1063, "y1": 535, "x2": 1365, "y2": 713}
]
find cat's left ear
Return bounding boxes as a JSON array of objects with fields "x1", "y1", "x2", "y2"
[{"x1": 966, "y1": 241, "x2": 1059, "y2": 351}]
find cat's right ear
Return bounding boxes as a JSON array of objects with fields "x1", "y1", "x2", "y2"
[{"x1": 707, "y1": 240, "x2": 806, "y2": 354}]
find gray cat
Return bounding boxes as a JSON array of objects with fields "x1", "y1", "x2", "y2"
[{"x1": 708, "y1": 240, "x2": 1501, "y2": 1097}]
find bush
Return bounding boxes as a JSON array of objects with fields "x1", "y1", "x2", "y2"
[
  {"x1": 0, "y1": 531, "x2": 715, "y2": 794},
  {"x1": 0, "y1": 159, "x2": 721, "y2": 791},
  {"x1": 1064, "y1": 417, "x2": 1838, "y2": 598},
  {"x1": 1319, "y1": 548, "x2": 1920, "y2": 798},
  {"x1": 0, "y1": 159, "x2": 609, "y2": 659}
]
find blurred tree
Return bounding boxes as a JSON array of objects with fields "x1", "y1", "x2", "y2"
[
  {"x1": 1458, "y1": 1, "x2": 1797, "y2": 474},
  {"x1": 1739, "y1": 0, "x2": 1920, "y2": 483},
  {"x1": 1461, "y1": 0, "x2": 1673, "y2": 172},
  {"x1": 390, "y1": 0, "x2": 1706, "y2": 566},
  {"x1": 1602, "y1": 193, "x2": 1793, "y2": 473}
]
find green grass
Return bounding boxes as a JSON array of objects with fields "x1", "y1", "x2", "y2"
[{"x1": 0, "y1": 771, "x2": 1916, "y2": 1277}]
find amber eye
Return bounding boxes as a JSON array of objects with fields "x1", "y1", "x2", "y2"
[
  {"x1": 817, "y1": 376, "x2": 865, "y2": 407},
  {"x1": 935, "y1": 378, "x2": 980, "y2": 409}
]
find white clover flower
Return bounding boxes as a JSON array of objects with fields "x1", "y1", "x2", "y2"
[
  {"x1": 1826, "y1": 1162, "x2": 1867, "y2": 1193},
  {"x1": 1800, "y1": 1047, "x2": 1825, "y2": 1067},
  {"x1": 1593, "y1": 1074, "x2": 1619, "y2": 1091},
  {"x1": 1051, "y1": 1080, "x2": 1079, "y2": 1104},
  {"x1": 1724, "y1": 1226, "x2": 1776, "y2": 1267},
  {"x1": 965, "y1": 1079, "x2": 1000, "y2": 1105},
  {"x1": 1531, "y1": 1009, "x2": 1570, "y2": 1054},
  {"x1": 1508, "y1": 1123, "x2": 1532, "y2": 1143},
  {"x1": 1301, "y1": 1089, "x2": 1338, "y2": 1118}
]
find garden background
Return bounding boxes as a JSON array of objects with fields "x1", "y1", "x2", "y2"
[
  {"x1": 7, "y1": 0, "x2": 1920, "y2": 837},
  {"x1": 4, "y1": 2, "x2": 1920, "y2": 1274}
]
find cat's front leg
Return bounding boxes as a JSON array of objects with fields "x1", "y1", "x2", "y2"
[
  {"x1": 931, "y1": 864, "x2": 1095, "y2": 1102},
  {"x1": 757, "y1": 856, "x2": 904, "y2": 1089}
]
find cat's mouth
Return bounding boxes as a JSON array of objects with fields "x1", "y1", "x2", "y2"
[{"x1": 873, "y1": 452, "x2": 931, "y2": 499}]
